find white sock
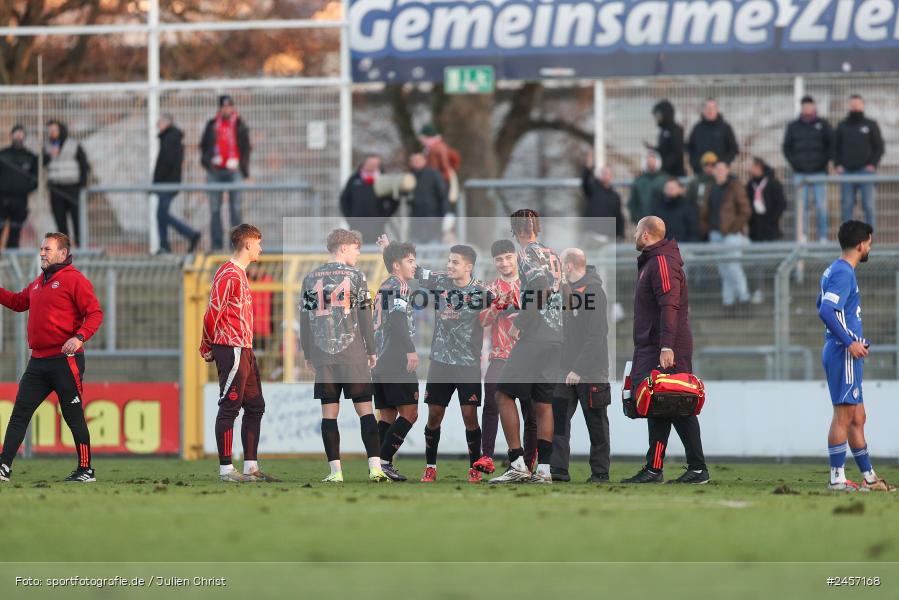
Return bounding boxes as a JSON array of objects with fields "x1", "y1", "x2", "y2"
[
  {"x1": 511, "y1": 457, "x2": 527, "y2": 471},
  {"x1": 831, "y1": 466, "x2": 846, "y2": 484},
  {"x1": 368, "y1": 457, "x2": 381, "y2": 471},
  {"x1": 243, "y1": 460, "x2": 258, "y2": 475},
  {"x1": 329, "y1": 460, "x2": 342, "y2": 475},
  {"x1": 536, "y1": 463, "x2": 551, "y2": 476},
  {"x1": 381, "y1": 458, "x2": 390, "y2": 466},
  {"x1": 863, "y1": 469, "x2": 877, "y2": 483},
  {"x1": 426, "y1": 463, "x2": 437, "y2": 469},
  {"x1": 220, "y1": 464, "x2": 235, "y2": 476}
]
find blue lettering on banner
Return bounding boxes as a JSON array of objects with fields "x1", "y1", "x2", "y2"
[{"x1": 349, "y1": 0, "x2": 899, "y2": 82}]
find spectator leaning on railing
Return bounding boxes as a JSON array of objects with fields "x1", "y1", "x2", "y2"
[
  {"x1": 686, "y1": 98, "x2": 739, "y2": 174},
  {"x1": 783, "y1": 95, "x2": 833, "y2": 242},
  {"x1": 200, "y1": 95, "x2": 251, "y2": 251},
  {"x1": 0, "y1": 125, "x2": 38, "y2": 250},
  {"x1": 834, "y1": 94, "x2": 884, "y2": 229}
]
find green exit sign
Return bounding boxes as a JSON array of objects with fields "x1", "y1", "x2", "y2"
[{"x1": 444, "y1": 66, "x2": 495, "y2": 94}]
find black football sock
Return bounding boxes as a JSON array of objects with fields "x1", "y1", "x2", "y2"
[
  {"x1": 508, "y1": 447, "x2": 524, "y2": 465},
  {"x1": 537, "y1": 438, "x2": 553, "y2": 466},
  {"x1": 360, "y1": 413, "x2": 380, "y2": 458},
  {"x1": 378, "y1": 420, "x2": 391, "y2": 447},
  {"x1": 424, "y1": 426, "x2": 441, "y2": 465},
  {"x1": 466, "y1": 427, "x2": 482, "y2": 467},
  {"x1": 380, "y1": 417, "x2": 413, "y2": 463},
  {"x1": 321, "y1": 418, "x2": 340, "y2": 461}
]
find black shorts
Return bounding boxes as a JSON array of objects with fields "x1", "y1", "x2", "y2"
[
  {"x1": 496, "y1": 340, "x2": 560, "y2": 404},
  {"x1": 314, "y1": 363, "x2": 373, "y2": 403},
  {"x1": 373, "y1": 377, "x2": 420, "y2": 410},
  {"x1": 425, "y1": 361, "x2": 482, "y2": 407}
]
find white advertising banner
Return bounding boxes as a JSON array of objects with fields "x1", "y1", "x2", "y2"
[{"x1": 203, "y1": 380, "x2": 899, "y2": 458}]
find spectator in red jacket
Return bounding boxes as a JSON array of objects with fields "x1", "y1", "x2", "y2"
[
  {"x1": 419, "y1": 124, "x2": 461, "y2": 203},
  {"x1": 0, "y1": 232, "x2": 102, "y2": 483}
]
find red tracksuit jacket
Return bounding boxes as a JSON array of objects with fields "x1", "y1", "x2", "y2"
[{"x1": 0, "y1": 260, "x2": 103, "y2": 358}]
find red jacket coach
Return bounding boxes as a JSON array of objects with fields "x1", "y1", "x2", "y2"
[{"x1": 0, "y1": 233, "x2": 103, "y2": 483}]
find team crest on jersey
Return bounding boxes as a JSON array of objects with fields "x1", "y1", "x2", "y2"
[
  {"x1": 33, "y1": 283, "x2": 38, "y2": 290},
  {"x1": 52, "y1": 281, "x2": 60, "y2": 289}
]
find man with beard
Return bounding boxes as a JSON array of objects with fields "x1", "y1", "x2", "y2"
[{"x1": 817, "y1": 220, "x2": 894, "y2": 492}]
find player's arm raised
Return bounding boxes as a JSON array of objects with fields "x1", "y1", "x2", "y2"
[{"x1": 0, "y1": 283, "x2": 31, "y2": 312}]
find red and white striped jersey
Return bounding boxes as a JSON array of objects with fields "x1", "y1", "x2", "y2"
[
  {"x1": 200, "y1": 259, "x2": 253, "y2": 354},
  {"x1": 480, "y1": 277, "x2": 521, "y2": 361}
]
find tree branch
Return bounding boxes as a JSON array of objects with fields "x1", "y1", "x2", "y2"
[{"x1": 526, "y1": 118, "x2": 594, "y2": 145}]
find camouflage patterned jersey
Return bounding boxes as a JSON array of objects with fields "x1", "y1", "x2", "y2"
[
  {"x1": 516, "y1": 241, "x2": 563, "y2": 343},
  {"x1": 417, "y1": 268, "x2": 490, "y2": 367},
  {"x1": 372, "y1": 274, "x2": 416, "y2": 377},
  {"x1": 299, "y1": 261, "x2": 374, "y2": 367}
]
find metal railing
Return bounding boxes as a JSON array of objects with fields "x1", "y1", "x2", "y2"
[
  {"x1": 608, "y1": 242, "x2": 899, "y2": 381},
  {"x1": 795, "y1": 174, "x2": 899, "y2": 243},
  {"x1": 79, "y1": 181, "x2": 319, "y2": 254}
]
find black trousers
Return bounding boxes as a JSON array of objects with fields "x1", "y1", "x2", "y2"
[
  {"x1": 49, "y1": 184, "x2": 81, "y2": 245},
  {"x1": 0, "y1": 354, "x2": 91, "y2": 469},
  {"x1": 646, "y1": 415, "x2": 707, "y2": 472},
  {"x1": 0, "y1": 196, "x2": 28, "y2": 248},
  {"x1": 551, "y1": 382, "x2": 611, "y2": 476},
  {"x1": 213, "y1": 345, "x2": 265, "y2": 465}
]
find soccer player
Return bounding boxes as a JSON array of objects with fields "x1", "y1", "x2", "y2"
[
  {"x1": 415, "y1": 244, "x2": 489, "y2": 483},
  {"x1": 372, "y1": 240, "x2": 420, "y2": 482},
  {"x1": 491, "y1": 209, "x2": 563, "y2": 484},
  {"x1": 817, "y1": 220, "x2": 894, "y2": 492},
  {"x1": 475, "y1": 239, "x2": 538, "y2": 474},
  {"x1": 300, "y1": 229, "x2": 387, "y2": 483},
  {"x1": 200, "y1": 224, "x2": 279, "y2": 483},
  {"x1": 0, "y1": 233, "x2": 102, "y2": 483}
]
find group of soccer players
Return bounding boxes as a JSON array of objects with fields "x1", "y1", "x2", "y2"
[{"x1": 293, "y1": 209, "x2": 565, "y2": 483}]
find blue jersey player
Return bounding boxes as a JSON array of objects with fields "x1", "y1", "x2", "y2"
[{"x1": 817, "y1": 221, "x2": 894, "y2": 493}]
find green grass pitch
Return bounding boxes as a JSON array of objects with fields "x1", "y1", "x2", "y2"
[{"x1": 2, "y1": 458, "x2": 898, "y2": 599}]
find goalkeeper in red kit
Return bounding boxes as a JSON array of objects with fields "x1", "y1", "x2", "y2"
[{"x1": 200, "y1": 224, "x2": 279, "y2": 483}]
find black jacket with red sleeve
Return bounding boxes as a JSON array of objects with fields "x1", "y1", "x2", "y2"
[
  {"x1": 0, "y1": 257, "x2": 103, "y2": 358},
  {"x1": 632, "y1": 239, "x2": 693, "y2": 381}
]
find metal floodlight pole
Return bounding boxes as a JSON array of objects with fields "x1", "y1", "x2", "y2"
[
  {"x1": 339, "y1": 1, "x2": 353, "y2": 185},
  {"x1": 593, "y1": 80, "x2": 606, "y2": 168},
  {"x1": 147, "y1": 0, "x2": 161, "y2": 254}
]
